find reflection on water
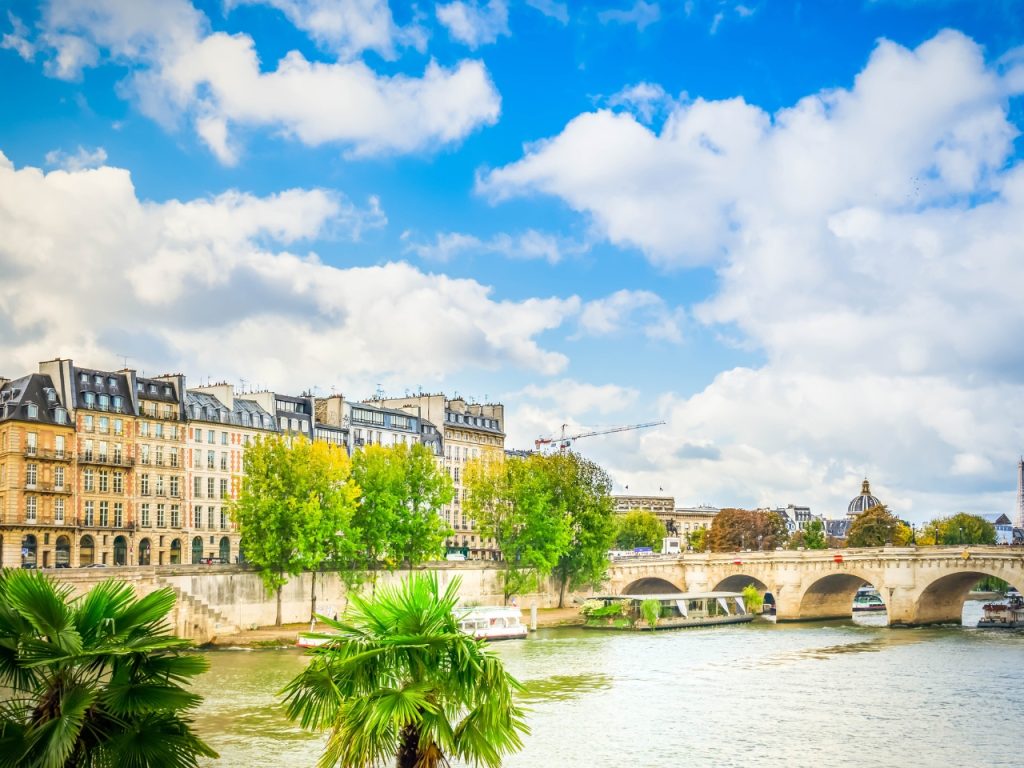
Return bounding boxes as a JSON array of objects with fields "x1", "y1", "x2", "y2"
[{"x1": 194, "y1": 601, "x2": 1024, "y2": 768}]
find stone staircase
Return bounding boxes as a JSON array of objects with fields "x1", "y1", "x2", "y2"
[{"x1": 155, "y1": 576, "x2": 240, "y2": 643}]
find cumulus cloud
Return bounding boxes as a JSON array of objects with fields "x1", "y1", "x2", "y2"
[
  {"x1": 403, "y1": 229, "x2": 585, "y2": 264},
  {"x1": 578, "y1": 289, "x2": 685, "y2": 343},
  {"x1": 226, "y1": 0, "x2": 426, "y2": 60},
  {"x1": 436, "y1": 0, "x2": 509, "y2": 48},
  {"x1": 22, "y1": 0, "x2": 500, "y2": 162},
  {"x1": 481, "y1": 30, "x2": 1024, "y2": 520},
  {"x1": 0, "y1": 151, "x2": 578, "y2": 393},
  {"x1": 607, "y1": 82, "x2": 676, "y2": 124}
]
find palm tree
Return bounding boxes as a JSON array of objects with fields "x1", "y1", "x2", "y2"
[
  {"x1": 282, "y1": 572, "x2": 529, "y2": 768},
  {"x1": 0, "y1": 570, "x2": 217, "y2": 768}
]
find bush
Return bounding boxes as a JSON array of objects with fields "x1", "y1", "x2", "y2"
[{"x1": 641, "y1": 599, "x2": 661, "y2": 629}]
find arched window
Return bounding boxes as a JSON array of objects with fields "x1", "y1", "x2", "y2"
[
  {"x1": 79, "y1": 535, "x2": 95, "y2": 566},
  {"x1": 138, "y1": 538, "x2": 152, "y2": 566},
  {"x1": 191, "y1": 536, "x2": 203, "y2": 564}
]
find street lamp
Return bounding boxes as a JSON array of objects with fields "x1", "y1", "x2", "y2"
[{"x1": 959, "y1": 526, "x2": 964, "y2": 546}]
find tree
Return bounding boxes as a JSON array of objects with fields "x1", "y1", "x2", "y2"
[
  {"x1": 464, "y1": 453, "x2": 571, "y2": 604},
  {"x1": 549, "y1": 453, "x2": 617, "y2": 608},
  {"x1": 282, "y1": 573, "x2": 528, "y2": 768},
  {"x1": 741, "y1": 583, "x2": 764, "y2": 613},
  {"x1": 688, "y1": 527, "x2": 708, "y2": 552},
  {"x1": 349, "y1": 444, "x2": 453, "y2": 592},
  {"x1": 846, "y1": 504, "x2": 904, "y2": 548},
  {"x1": 790, "y1": 519, "x2": 827, "y2": 550},
  {"x1": 707, "y1": 509, "x2": 789, "y2": 552},
  {"x1": 233, "y1": 436, "x2": 361, "y2": 625},
  {"x1": 613, "y1": 510, "x2": 665, "y2": 550},
  {"x1": 920, "y1": 512, "x2": 996, "y2": 546},
  {"x1": 0, "y1": 571, "x2": 217, "y2": 768}
]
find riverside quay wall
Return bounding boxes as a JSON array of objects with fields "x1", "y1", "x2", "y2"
[{"x1": 42, "y1": 563, "x2": 588, "y2": 643}]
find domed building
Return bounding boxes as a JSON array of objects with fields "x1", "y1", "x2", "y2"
[{"x1": 847, "y1": 478, "x2": 882, "y2": 518}]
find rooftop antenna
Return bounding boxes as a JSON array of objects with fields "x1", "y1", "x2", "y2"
[
  {"x1": 375, "y1": 383, "x2": 385, "y2": 400},
  {"x1": 239, "y1": 377, "x2": 247, "y2": 393},
  {"x1": 116, "y1": 353, "x2": 130, "y2": 370}
]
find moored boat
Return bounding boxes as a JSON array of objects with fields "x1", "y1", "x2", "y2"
[
  {"x1": 582, "y1": 592, "x2": 754, "y2": 630},
  {"x1": 455, "y1": 606, "x2": 528, "y2": 641},
  {"x1": 295, "y1": 631, "x2": 340, "y2": 648},
  {"x1": 978, "y1": 595, "x2": 1024, "y2": 628},
  {"x1": 852, "y1": 593, "x2": 886, "y2": 612}
]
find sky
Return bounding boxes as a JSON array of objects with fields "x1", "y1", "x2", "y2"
[{"x1": 2, "y1": 0, "x2": 1024, "y2": 523}]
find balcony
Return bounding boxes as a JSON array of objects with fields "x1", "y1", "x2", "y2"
[
  {"x1": 23, "y1": 482, "x2": 73, "y2": 494},
  {"x1": 23, "y1": 447, "x2": 70, "y2": 461},
  {"x1": 78, "y1": 454, "x2": 134, "y2": 467}
]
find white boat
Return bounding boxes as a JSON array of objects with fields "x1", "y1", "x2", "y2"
[
  {"x1": 455, "y1": 606, "x2": 528, "y2": 641},
  {"x1": 978, "y1": 595, "x2": 1024, "y2": 628},
  {"x1": 295, "y1": 631, "x2": 340, "y2": 648},
  {"x1": 583, "y1": 592, "x2": 754, "y2": 630}
]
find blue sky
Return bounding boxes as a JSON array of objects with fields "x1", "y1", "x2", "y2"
[{"x1": 2, "y1": 0, "x2": 1024, "y2": 521}]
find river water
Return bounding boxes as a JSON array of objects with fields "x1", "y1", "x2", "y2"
[{"x1": 194, "y1": 603, "x2": 1024, "y2": 768}]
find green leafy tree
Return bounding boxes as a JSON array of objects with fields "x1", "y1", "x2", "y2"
[
  {"x1": 707, "y1": 509, "x2": 789, "y2": 552},
  {"x1": 393, "y1": 443, "x2": 456, "y2": 569},
  {"x1": 687, "y1": 527, "x2": 708, "y2": 552},
  {"x1": 790, "y1": 519, "x2": 827, "y2": 550},
  {"x1": 233, "y1": 436, "x2": 361, "y2": 625},
  {"x1": 613, "y1": 510, "x2": 665, "y2": 550},
  {"x1": 549, "y1": 453, "x2": 617, "y2": 608},
  {"x1": 920, "y1": 512, "x2": 997, "y2": 546},
  {"x1": 640, "y1": 599, "x2": 661, "y2": 630},
  {"x1": 282, "y1": 573, "x2": 528, "y2": 768},
  {"x1": 741, "y1": 583, "x2": 764, "y2": 613},
  {"x1": 0, "y1": 571, "x2": 216, "y2": 768},
  {"x1": 464, "y1": 453, "x2": 571, "y2": 604},
  {"x1": 846, "y1": 504, "x2": 904, "y2": 548}
]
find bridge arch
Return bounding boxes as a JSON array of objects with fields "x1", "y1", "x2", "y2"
[
  {"x1": 796, "y1": 572, "x2": 883, "y2": 621},
  {"x1": 909, "y1": 568, "x2": 1024, "y2": 626},
  {"x1": 713, "y1": 574, "x2": 769, "y2": 593},
  {"x1": 621, "y1": 577, "x2": 683, "y2": 595}
]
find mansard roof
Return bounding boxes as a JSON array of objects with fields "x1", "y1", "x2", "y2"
[{"x1": 0, "y1": 373, "x2": 70, "y2": 426}]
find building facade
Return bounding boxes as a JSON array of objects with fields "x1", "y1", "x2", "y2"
[
  {"x1": 611, "y1": 495, "x2": 718, "y2": 540},
  {"x1": 0, "y1": 374, "x2": 75, "y2": 569},
  {"x1": 374, "y1": 394, "x2": 505, "y2": 559}
]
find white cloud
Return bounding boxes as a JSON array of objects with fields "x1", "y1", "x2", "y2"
[
  {"x1": 0, "y1": 151, "x2": 577, "y2": 392},
  {"x1": 436, "y1": 0, "x2": 509, "y2": 48},
  {"x1": 578, "y1": 289, "x2": 685, "y2": 343},
  {"x1": 479, "y1": 30, "x2": 1024, "y2": 520},
  {"x1": 404, "y1": 229, "x2": 585, "y2": 264},
  {"x1": 597, "y1": 1, "x2": 661, "y2": 32},
  {"x1": 44, "y1": 145, "x2": 108, "y2": 171},
  {"x1": 524, "y1": 0, "x2": 569, "y2": 24},
  {"x1": 225, "y1": 0, "x2": 426, "y2": 60},
  {"x1": 23, "y1": 0, "x2": 500, "y2": 162},
  {"x1": 1, "y1": 12, "x2": 36, "y2": 60},
  {"x1": 607, "y1": 82, "x2": 676, "y2": 124}
]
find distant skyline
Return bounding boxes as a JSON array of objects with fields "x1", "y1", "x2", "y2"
[{"x1": 2, "y1": 0, "x2": 1024, "y2": 521}]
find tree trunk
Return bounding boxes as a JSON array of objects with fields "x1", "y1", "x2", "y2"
[
  {"x1": 396, "y1": 724, "x2": 420, "y2": 768},
  {"x1": 558, "y1": 572, "x2": 567, "y2": 609},
  {"x1": 275, "y1": 583, "x2": 283, "y2": 626},
  {"x1": 310, "y1": 569, "x2": 317, "y2": 621}
]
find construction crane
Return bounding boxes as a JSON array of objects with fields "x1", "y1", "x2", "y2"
[{"x1": 534, "y1": 421, "x2": 665, "y2": 453}]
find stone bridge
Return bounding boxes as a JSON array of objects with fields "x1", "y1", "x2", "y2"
[{"x1": 606, "y1": 546, "x2": 1024, "y2": 626}]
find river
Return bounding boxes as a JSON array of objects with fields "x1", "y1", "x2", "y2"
[{"x1": 194, "y1": 602, "x2": 1024, "y2": 768}]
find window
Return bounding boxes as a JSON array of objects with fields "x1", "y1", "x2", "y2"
[
  {"x1": 169, "y1": 450, "x2": 178, "y2": 468},
  {"x1": 140, "y1": 445, "x2": 149, "y2": 465},
  {"x1": 99, "y1": 501, "x2": 108, "y2": 527},
  {"x1": 112, "y1": 396, "x2": 123, "y2": 412},
  {"x1": 193, "y1": 450, "x2": 201, "y2": 469},
  {"x1": 221, "y1": 431, "x2": 228, "y2": 445},
  {"x1": 113, "y1": 419, "x2": 122, "y2": 435},
  {"x1": 55, "y1": 435, "x2": 64, "y2": 458},
  {"x1": 193, "y1": 506, "x2": 202, "y2": 528},
  {"x1": 155, "y1": 446, "x2": 163, "y2": 466},
  {"x1": 113, "y1": 444, "x2": 122, "y2": 464},
  {"x1": 83, "y1": 414, "x2": 93, "y2": 432},
  {"x1": 153, "y1": 423, "x2": 163, "y2": 439},
  {"x1": 94, "y1": 375, "x2": 102, "y2": 386},
  {"x1": 220, "y1": 452, "x2": 227, "y2": 471},
  {"x1": 195, "y1": 428, "x2": 203, "y2": 443},
  {"x1": 26, "y1": 463, "x2": 37, "y2": 487},
  {"x1": 98, "y1": 416, "x2": 109, "y2": 434},
  {"x1": 98, "y1": 442, "x2": 108, "y2": 461},
  {"x1": 54, "y1": 466, "x2": 64, "y2": 490},
  {"x1": 155, "y1": 475, "x2": 164, "y2": 496},
  {"x1": 170, "y1": 476, "x2": 179, "y2": 498},
  {"x1": 207, "y1": 477, "x2": 215, "y2": 498},
  {"x1": 141, "y1": 503, "x2": 150, "y2": 527},
  {"x1": 112, "y1": 472, "x2": 123, "y2": 494},
  {"x1": 220, "y1": 478, "x2": 228, "y2": 499},
  {"x1": 54, "y1": 498, "x2": 64, "y2": 523},
  {"x1": 207, "y1": 430, "x2": 214, "y2": 443},
  {"x1": 140, "y1": 474, "x2": 149, "y2": 496},
  {"x1": 98, "y1": 394, "x2": 109, "y2": 411},
  {"x1": 83, "y1": 392, "x2": 95, "y2": 407},
  {"x1": 207, "y1": 507, "x2": 215, "y2": 529},
  {"x1": 55, "y1": 408, "x2": 67, "y2": 425},
  {"x1": 84, "y1": 501, "x2": 94, "y2": 526},
  {"x1": 113, "y1": 502, "x2": 123, "y2": 528},
  {"x1": 220, "y1": 509, "x2": 227, "y2": 529},
  {"x1": 98, "y1": 471, "x2": 108, "y2": 493},
  {"x1": 25, "y1": 496, "x2": 37, "y2": 522},
  {"x1": 171, "y1": 505, "x2": 180, "y2": 528},
  {"x1": 83, "y1": 469, "x2": 94, "y2": 492},
  {"x1": 193, "y1": 476, "x2": 202, "y2": 498},
  {"x1": 156, "y1": 504, "x2": 165, "y2": 528},
  {"x1": 207, "y1": 451, "x2": 215, "y2": 469},
  {"x1": 139, "y1": 422, "x2": 149, "y2": 437}
]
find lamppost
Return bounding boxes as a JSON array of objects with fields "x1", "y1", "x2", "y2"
[
  {"x1": 959, "y1": 526, "x2": 964, "y2": 546},
  {"x1": 757, "y1": 535, "x2": 764, "y2": 552}
]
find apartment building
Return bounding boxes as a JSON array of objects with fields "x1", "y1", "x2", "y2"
[{"x1": 0, "y1": 374, "x2": 75, "y2": 568}]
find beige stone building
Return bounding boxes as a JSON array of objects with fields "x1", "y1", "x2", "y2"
[
  {"x1": 0, "y1": 373, "x2": 75, "y2": 568},
  {"x1": 373, "y1": 394, "x2": 505, "y2": 559},
  {"x1": 612, "y1": 494, "x2": 718, "y2": 540}
]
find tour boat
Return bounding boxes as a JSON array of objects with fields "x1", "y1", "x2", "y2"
[
  {"x1": 583, "y1": 592, "x2": 754, "y2": 630},
  {"x1": 455, "y1": 606, "x2": 529, "y2": 641},
  {"x1": 977, "y1": 594, "x2": 1024, "y2": 629},
  {"x1": 852, "y1": 593, "x2": 886, "y2": 612}
]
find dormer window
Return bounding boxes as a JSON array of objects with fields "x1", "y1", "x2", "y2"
[
  {"x1": 54, "y1": 407, "x2": 67, "y2": 425},
  {"x1": 83, "y1": 392, "x2": 95, "y2": 407},
  {"x1": 79, "y1": 372, "x2": 88, "y2": 383},
  {"x1": 163, "y1": 386, "x2": 171, "y2": 397},
  {"x1": 93, "y1": 375, "x2": 102, "y2": 386},
  {"x1": 112, "y1": 396, "x2": 123, "y2": 411},
  {"x1": 26, "y1": 403, "x2": 38, "y2": 419},
  {"x1": 148, "y1": 384, "x2": 157, "y2": 394},
  {"x1": 45, "y1": 389, "x2": 56, "y2": 403},
  {"x1": 136, "y1": 382, "x2": 143, "y2": 393},
  {"x1": 107, "y1": 377, "x2": 116, "y2": 389},
  {"x1": 98, "y1": 394, "x2": 109, "y2": 410}
]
